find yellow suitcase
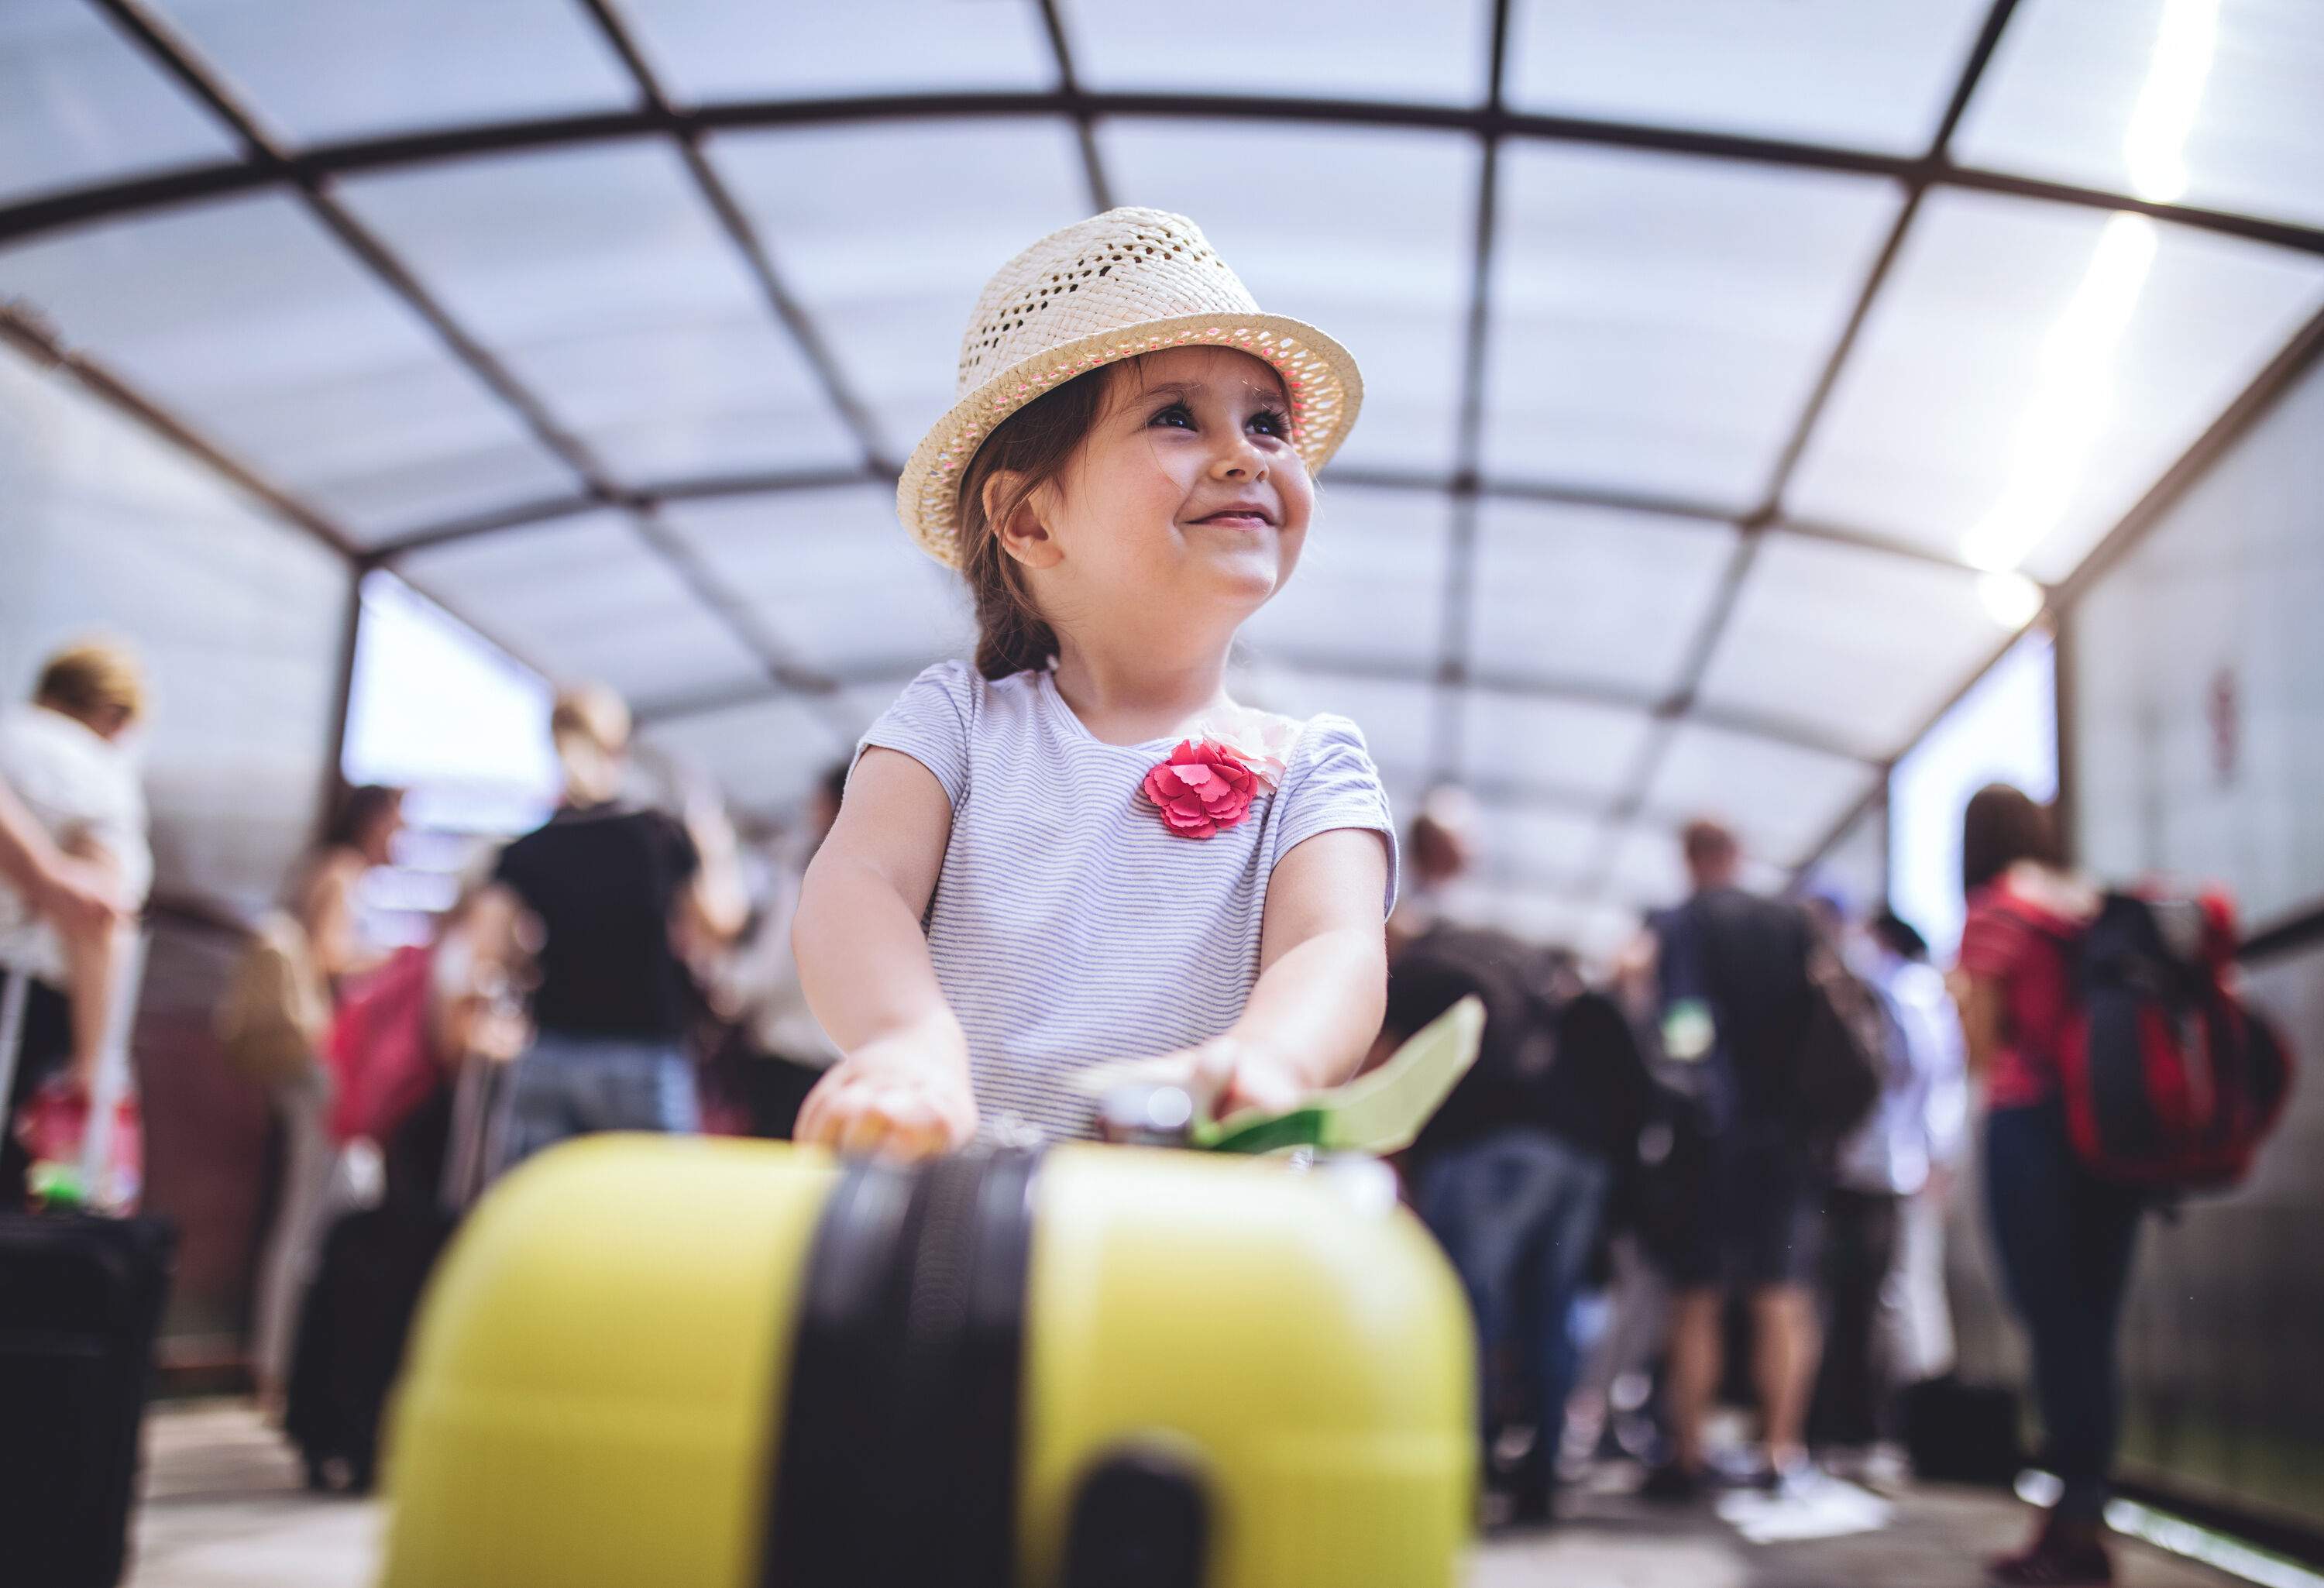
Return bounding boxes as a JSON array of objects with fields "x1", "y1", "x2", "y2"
[{"x1": 378, "y1": 1137, "x2": 1475, "y2": 1587}]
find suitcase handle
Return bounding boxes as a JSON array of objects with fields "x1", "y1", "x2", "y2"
[{"x1": 1061, "y1": 1448, "x2": 1208, "y2": 1588}]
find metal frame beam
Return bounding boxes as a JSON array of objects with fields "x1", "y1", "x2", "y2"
[
  {"x1": 356, "y1": 459, "x2": 1998, "y2": 583},
  {"x1": 9, "y1": 88, "x2": 2324, "y2": 258}
]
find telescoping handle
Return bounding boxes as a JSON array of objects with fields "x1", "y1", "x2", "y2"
[
  {"x1": 77, "y1": 929, "x2": 148, "y2": 1204},
  {"x1": 0, "y1": 966, "x2": 29, "y2": 1116}
]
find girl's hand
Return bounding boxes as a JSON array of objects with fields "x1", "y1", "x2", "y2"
[
  {"x1": 796, "y1": 1035, "x2": 978, "y2": 1162},
  {"x1": 1150, "y1": 1033, "x2": 1312, "y2": 1125}
]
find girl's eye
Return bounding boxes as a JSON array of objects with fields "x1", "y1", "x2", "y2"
[
  {"x1": 1249, "y1": 407, "x2": 1291, "y2": 439},
  {"x1": 1149, "y1": 402, "x2": 1195, "y2": 429}
]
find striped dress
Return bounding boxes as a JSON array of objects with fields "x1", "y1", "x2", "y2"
[{"x1": 854, "y1": 661, "x2": 1398, "y2": 1142}]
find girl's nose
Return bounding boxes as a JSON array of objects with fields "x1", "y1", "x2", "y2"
[{"x1": 1209, "y1": 439, "x2": 1267, "y2": 482}]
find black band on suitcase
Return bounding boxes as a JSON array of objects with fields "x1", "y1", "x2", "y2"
[{"x1": 763, "y1": 1148, "x2": 1040, "y2": 1588}]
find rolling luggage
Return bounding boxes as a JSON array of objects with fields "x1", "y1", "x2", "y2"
[
  {"x1": 380, "y1": 1137, "x2": 1477, "y2": 1588},
  {"x1": 0, "y1": 960, "x2": 176, "y2": 1588},
  {"x1": 284, "y1": 1054, "x2": 499, "y2": 1493}
]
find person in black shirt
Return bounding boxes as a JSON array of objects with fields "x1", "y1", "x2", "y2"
[
  {"x1": 1383, "y1": 798, "x2": 1652, "y2": 1523},
  {"x1": 1637, "y1": 819, "x2": 1824, "y2": 1500},
  {"x1": 484, "y1": 685, "x2": 744, "y2": 1179}
]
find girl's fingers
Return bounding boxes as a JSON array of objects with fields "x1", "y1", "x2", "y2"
[
  {"x1": 836, "y1": 1095, "x2": 896, "y2": 1158},
  {"x1": 794, "y1": 1073, "x2": 844, "y2": 1146}
]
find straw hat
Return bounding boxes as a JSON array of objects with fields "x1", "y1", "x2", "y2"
[{"x1": 896, "y1": 207, "x2": 1364, "y2": 567}]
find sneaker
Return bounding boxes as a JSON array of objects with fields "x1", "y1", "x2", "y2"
[
  {"x1": 1760, "y1": 1458, "x2": 1825, "y2": 1504},
  {"x1": 1640, "y1": 1461, "x2": 1707, "y2": 1504},
  {"x1": 1987, "y1": 1525, "x2": 2115, "y2": 1586}
]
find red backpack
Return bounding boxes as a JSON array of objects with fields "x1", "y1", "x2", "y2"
[{"x1": 2056, "y1": 889, "x2": 2295, "y2": 1191}]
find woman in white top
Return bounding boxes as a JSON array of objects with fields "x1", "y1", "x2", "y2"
[{"x1": 0, "y1": 641, "x2": 153, "y2": 1202}]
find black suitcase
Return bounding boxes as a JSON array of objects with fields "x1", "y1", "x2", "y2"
[
  {"x1": 1900, "y1": 1373, "x2": 2024, "y2": 1485},
  {"x1": 282, "y1": 1200, "x2": 452, "y2": 1493},
  {"x1": 282, "y1": 1060, "x2": 493, "y2": 1493},
  {"x1": 0, "y1": 1212, "x2": 177, "y2": 1587}
]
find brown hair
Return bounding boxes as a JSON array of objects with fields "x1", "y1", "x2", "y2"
[
  {"x1": 34, "y1": 639, "x2": 147, "y2": 729},
  {"x1": 954, "y1": 364, "x2": 1124, "y2": 680},
  {"x1": 1681, "y1": 817, "x2": 1738, "y2": 875},
  {"x1": 1961, "y1": 783, "x2": 2061, "y2": 898}
]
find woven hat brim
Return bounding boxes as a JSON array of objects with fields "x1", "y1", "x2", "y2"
[{"x1": 896, "y1": 311, "x2": 1363, "y2": 568}]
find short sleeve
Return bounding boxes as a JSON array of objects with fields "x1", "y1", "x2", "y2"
[
  {"x1": 855, "y1": 661, "x2": 977, "y2": 809},
  {"x1": 1272, "y1": 715, "x2": 1399, "y2": 918},
  {"x1": 1956, "y1": 888, "x2": 2021, "y2": 980}
]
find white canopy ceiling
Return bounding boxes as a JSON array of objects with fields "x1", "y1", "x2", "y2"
[{"x1": 5, "y1": 0, "x2": 2322, "y2": 959}]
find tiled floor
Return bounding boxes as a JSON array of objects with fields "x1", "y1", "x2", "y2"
[{"x1": 130, "y1": 1401, "x2": 2240, "y2": 1587}]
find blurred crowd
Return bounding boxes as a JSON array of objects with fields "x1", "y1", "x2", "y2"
[{"x1": 0, "y1": 637, "x2": 2194, "y2": 1580}]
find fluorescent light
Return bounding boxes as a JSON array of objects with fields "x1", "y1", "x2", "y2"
[
  {"x1": 1961, "y1": 0, "x2": 2222, "y2": 575},
  {"x1": 1978, "y1": 569, "x2": 2044, "y2": 629},
  {"x1": 1961, "y1": 213, "x2": 2159, "y2": 572},
  {"x1": 2125, "y1": 0, "x2": 2223, "y2": 204}
]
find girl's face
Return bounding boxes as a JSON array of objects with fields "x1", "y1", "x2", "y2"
[{"x1": 1023, "y1": 345, "x2": 1314, "y2": 631}]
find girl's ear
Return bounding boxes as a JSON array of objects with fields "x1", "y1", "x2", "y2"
[{"x1": 985, "y1": 471, "x2": 1064, "y2": 571}]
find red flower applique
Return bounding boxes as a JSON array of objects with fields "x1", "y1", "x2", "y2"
[{"x1": 1140, "y1": 739, "x2": 1260, "y2": 840}]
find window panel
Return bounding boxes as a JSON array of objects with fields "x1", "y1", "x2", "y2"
[
  {"x1": 150, "y1": 0, "x2": 633, "y2": 146},
  {"x1": 1470, "y1": 500, "x2": 1738, "y2": 699},
  {"x1": 659, "y1": 487, "x2": 975, "y2": 676},
  {"x1": 710, "y1": 119, "x2": 1092, "y2": 460},
  {"x1": 1239, "y1": 487, "x2": 1453, "y2": 669},
  {"x1": 1644, "y1": 720, "x2": 1877, "y2": 866},
  {"x1": 1485, "y1": 145, "x2": 1903, "y2": 508},
  {"x1": 619, "y1": 0, "x2": 1056, "y2": 102},
  {"x1": 1461, "y1": 693, "x2": 1656, "y2": 803},
  {"x1": 1954, "y1": 0, "x2": 2324, "y2": 229},
  {"x1": 339, "y1": 143, "x2": 859, "y2": 483},
  {"x1": 1507, "y1": 0, "x2": 1992, "y2": 154},
  {"x1": 399, "y1": 510, "x2": 765, "y2": 705},
  {"x1": 1061, "y1": 0, "x2": 1491, "y2": 105},
  {"x1": 0, "y1": 0, "x2": 240, "y2": 205},
  {"x1": 1699, "y1": 533, "x2": 2006, "y2": 758},
  {"x1": 1788, "y1": 191, "x2": 2324, "y2": 582},
  {"x1": 638, "y1": 696, "x2": 850, "y2": 820},
  {"x1": 0, "y1": 191, "x2": 576, "y2": 538},
  {"x1": 1100, "y1": 120, "x2": 1476, "y2": 475}
]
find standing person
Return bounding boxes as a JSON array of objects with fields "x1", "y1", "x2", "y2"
[
  {"x1": 790, "y1": 208, "x2": 1393, "y2": 1157},
  {"x1": 1386, "y1": 908, "x2": 1648, "y2": 1524},
  {"x1": 711, "y1": 763, "x2": 847, "y2": 1139},
  {"x1": 1808, "y1": 897, "x2": 1965, "y2": 1482},
  {"x1": 1868, "y1": 912, "x2": 1969, "y2": 1412},
  {"x1": 484, "y1": 685, "x2": 745, "y2": 1177},
  {"x1": 247, "y1": 783, "x2": 405, "y2": 1417},
  {"x1": 0, "y1": 641, "x2": 153, "y2": 1206},
  {"x1": 1954, "y1": 785, "x2": 2130, "y2": 1587},
  {"x1": 1639, "y1": 819, "x2": 1824, "y2": 1500}
]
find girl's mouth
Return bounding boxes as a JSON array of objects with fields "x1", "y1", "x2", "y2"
[{"x1": 1191, "y1": 504, "x2": 1276, "y2": 529}]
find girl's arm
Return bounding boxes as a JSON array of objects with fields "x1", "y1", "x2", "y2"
[
  {"x1": 790, "y1": 748, "x2": 977, "y2": 1159},
  {"x1": 1161, "y1": 827, "x2": 1392, "y2": 1119}
]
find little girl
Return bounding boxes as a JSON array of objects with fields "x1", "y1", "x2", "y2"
[{"x1": 793, "y1": 208, "x2": 1395, "y2": 1157}]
